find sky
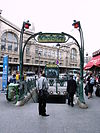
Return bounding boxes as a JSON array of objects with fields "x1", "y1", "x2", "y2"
[{"x1": 1, "y1": 0, "x2": 100, "y2": 56}]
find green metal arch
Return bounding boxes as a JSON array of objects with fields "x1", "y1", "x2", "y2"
[
  {"x1": 22, "y1": 32, "x2": 80, "y2": 74},
  {"x1": 61, "y1": 32, "x2": 80, "y2": 51},
  {"x1": 23, "y1": 32, "x2": 80, "y2": 55},
  {"x1": 22, "y1": 32, "x2": 42, "y2": 55}
]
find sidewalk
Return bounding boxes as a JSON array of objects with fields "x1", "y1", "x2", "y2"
[{"x1": 0, "y1": 89, "x2": 100, "y2": 133}]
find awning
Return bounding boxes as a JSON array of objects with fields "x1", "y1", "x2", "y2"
[{"x1": 84, "y1": 55, "x2": 100, "y2": 70}]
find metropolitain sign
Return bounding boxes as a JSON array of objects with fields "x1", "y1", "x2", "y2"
[{"x1": 38, "y1": 33, "x2": 66, "y2": 43}]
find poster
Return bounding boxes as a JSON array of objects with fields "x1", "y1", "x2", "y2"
[{"x1": 2, "y1": 55, "x2": 8, "y2": 91}]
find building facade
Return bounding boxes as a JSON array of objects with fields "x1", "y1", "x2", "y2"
[{"x1": 0, "y1": 11, "x2": 80, "y2": 74}]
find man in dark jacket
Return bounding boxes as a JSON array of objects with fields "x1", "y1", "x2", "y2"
[{"x1": 67, "y1": 75, "x2": 77, "y2": 107}]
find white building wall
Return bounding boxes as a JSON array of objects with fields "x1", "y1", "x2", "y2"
[{"x1": 0, "y1": 13, "x2": 80, "y2": 73}]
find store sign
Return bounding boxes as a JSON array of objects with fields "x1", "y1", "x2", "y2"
[
  {"x1": 92, "y1": 49, "x2": 100, "y2": 57},
  {"x1": 46, "y1": 64, "x2": 58, "y2": 68},
  {"x1": 38, "y1": 33, "x2": 66, "y2": 43}
]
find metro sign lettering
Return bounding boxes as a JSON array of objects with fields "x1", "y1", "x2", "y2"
[{"x1": 38, "y1": 33, "x2": 66, "y2": 43}]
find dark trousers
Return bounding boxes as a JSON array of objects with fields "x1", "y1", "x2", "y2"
[
  {"x1": 38, "y1": 90, "x2": 46, "y2": 115},
  {"x1": 89, "y1": 84, "x2": 94, "y2": 94},
  {"x1": 68, "y1": 93, "x2": 74, "y2": 106}
]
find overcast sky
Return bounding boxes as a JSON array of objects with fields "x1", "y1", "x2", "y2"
[{"x1": 1, "y1": 0, "x2": 100, "y2": 56}]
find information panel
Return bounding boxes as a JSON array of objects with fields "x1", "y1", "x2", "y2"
[{"x1": 2, "y1": 55, "x2": 8, "y2": 91}]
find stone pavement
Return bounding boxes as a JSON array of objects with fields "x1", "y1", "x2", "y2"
[{"x1": 0, "y1": 88, "x2": 100, "y2": 133}]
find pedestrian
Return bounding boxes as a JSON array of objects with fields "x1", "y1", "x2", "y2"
[
  {"x1": 9, "y1": 72, "x2": 16, "y2": 84},
  {"x1": 36, "y1": 70, "x2": 49, "y2": 116},
  {"x1": 95, "y1": 75, "x2": 100, "y2": 97},
  {"x1": 67, "y1": 75, "x2": 77, "y2": 107},
  {"x1": 87, "y1": 73, "x2": 95, "y2": 99},
  {"x1": 16, "y1": 71, "x2": 20, "y2": 83}
]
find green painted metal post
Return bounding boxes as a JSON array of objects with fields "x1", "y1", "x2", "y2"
[
  {"x1": 72, "y1": 20, "x2": 88, "y2": 108},
  {"x1": 78, "y1": 23, "x2": 85, "y2": 103},
  {"x1": 56, "y1": 79, "x2": 58, "y2": 93},
  {"x1": 19, "y1": 22, "x2": 24, "y2": 82},
  {"x1": 19, "y1": 21, "x2": 31, "y2": 82}
]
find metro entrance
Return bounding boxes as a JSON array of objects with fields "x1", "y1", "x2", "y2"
[{"x1": 19, "y1": 20, "x2": 88, "y2": 108}]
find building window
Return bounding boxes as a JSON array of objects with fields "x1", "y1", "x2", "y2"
[
  {"x1": 26, "y1": 59, "x2": 30, "y2": 63},
  {"x1": 1, "y1": 33, "x2": 6, "y2": 51},
  {"x1": 0, "y1": 56, "x2": 3, "y2": 61},
  {"x1": 39, "y1": 48, "x2": 43, "y2": 56},
  {"x1": 35, "y1": 60, "x2": 38, "y2": 64},
  {"x1": 32, "y1": 58, "x2": 34, "y2": 64},
  {"x1": 13, "y1": 34, "x2": 18, "y2": 52},
  {"x1": 40, "y1": 61, "x2": 43, "y2": 64},
  {"x1": 9, "y1": 57, "x2": 12, "y2": 62},
  {"x1": 48, "y1": 50, "x2": 51, "y2": 57},
  {"x1": 35, "y1": 47, "x2": 39, "y2": 56},
  {"x1": 52, "y1": 50, "x2": 55, "y2": 58},
  {"x1": 8, "y1": 32, "x2": 12, "y2": 51},
  {"x1": 13, "y1": 58, "x2": 18, "y2": 62},
  {"x1": 44, "y1": 49, "x2": 47, "y2": 57},
  {"x1": 1, "y1": 32, "x2": 18, "y2": 52},
  {"x1": 70, "y1": 48, "x2": 77, "y2": 62},
  {"x1": 26, "y1": 45, "x2": 30, "y2": 55},
  {"x1": 44, "y1": 61, "x2": 47, "y2": 64}
]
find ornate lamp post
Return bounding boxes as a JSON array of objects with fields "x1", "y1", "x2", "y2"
[
  {"x1": 72, "y1": 20, "x2": 88, "y2": 108},
  {"x1": 38, "y1": 51, "x2": 41, "y2": 76},
  {"x1": 19, "y1": 20, "x2": 31, "y2": 81},
  {"x1": 56, "y1": 43, "x2": 60, "y2": 65},
  {"x1": 55, "y1": 43, "x2": 60, "y2": 93}
]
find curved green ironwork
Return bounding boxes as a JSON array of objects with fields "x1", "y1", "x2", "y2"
[{"x1": 20, "y1": 31, "x2": 85, "y2": 104}]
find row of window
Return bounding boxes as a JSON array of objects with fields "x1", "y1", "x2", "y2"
[
  {"x1": 0, "y1": 56, "x2": 18, "y2": 63},
  {"x1": 0, "y1": 31, "x2": 78, "y2": 63},
  {"x1": 1, "y1": 32, "x2": 18, "y2": 52},
  {"x1": 35, "y1": 48, "x2": 61, "y2": 58},
  {"x1": 35, "y1": 60, "x2": 62, "y2": 66}
]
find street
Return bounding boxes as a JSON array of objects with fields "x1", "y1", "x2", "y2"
[{"x1": 0, "y1": 86, "x2": 100, "y2": 133}]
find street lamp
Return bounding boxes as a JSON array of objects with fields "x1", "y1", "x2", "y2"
[
  {"x1": 56, "y1": 43, "x2": 60, "y2": 65},
  {"x1": 19, "y1": 20, "x2": 31, "y2": 81},
  {"x1": 56, "y1": 43, "x2": 60, "y2": 93},
  {"x1": 72, "y1": 20, "x2": 88, "y2": 108},
  {"x1": 38, "y1": 51, "x2": 41, "y2": 76}
]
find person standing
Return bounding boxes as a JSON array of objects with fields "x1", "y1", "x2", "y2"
[
  {"x1": 67, "y1": 75, "x2": 77, "y2": 107},
  {"x1": 88, "y1": 73, "x2": 95, "y2": 99},
  {"x1": 36, "y1": 71, "x2": 49, "y2": 116},
  {"x1": 9, "y1": 73, "x2": 16, "y2": 83},
  {"x1": 16, "y1": 71, "x2": 20, "y2": 83}
]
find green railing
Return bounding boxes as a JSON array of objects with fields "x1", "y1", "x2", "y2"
[{"x1": 6, "y1": 78, "x2": 36, "y2": 103}]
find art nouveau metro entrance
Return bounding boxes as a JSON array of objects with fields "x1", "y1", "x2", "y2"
[
  {"x1": 19, "y1": 20, "x2": 88, "y2": 108},
  {"x1": 19, "y1": 30, "x2": 79, "y2": 103}
]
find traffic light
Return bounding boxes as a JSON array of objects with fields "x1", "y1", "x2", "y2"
[
  {"x1": 72, "y1": 20, "x2": 80, "y2": 28},
  {"x1": 24, "y1": 20, "x2": 31, "y2": 29}
]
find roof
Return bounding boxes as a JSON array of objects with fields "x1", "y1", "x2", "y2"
[{"x1": 84, "y1": 55, "x2": 100, "y2": 70}]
